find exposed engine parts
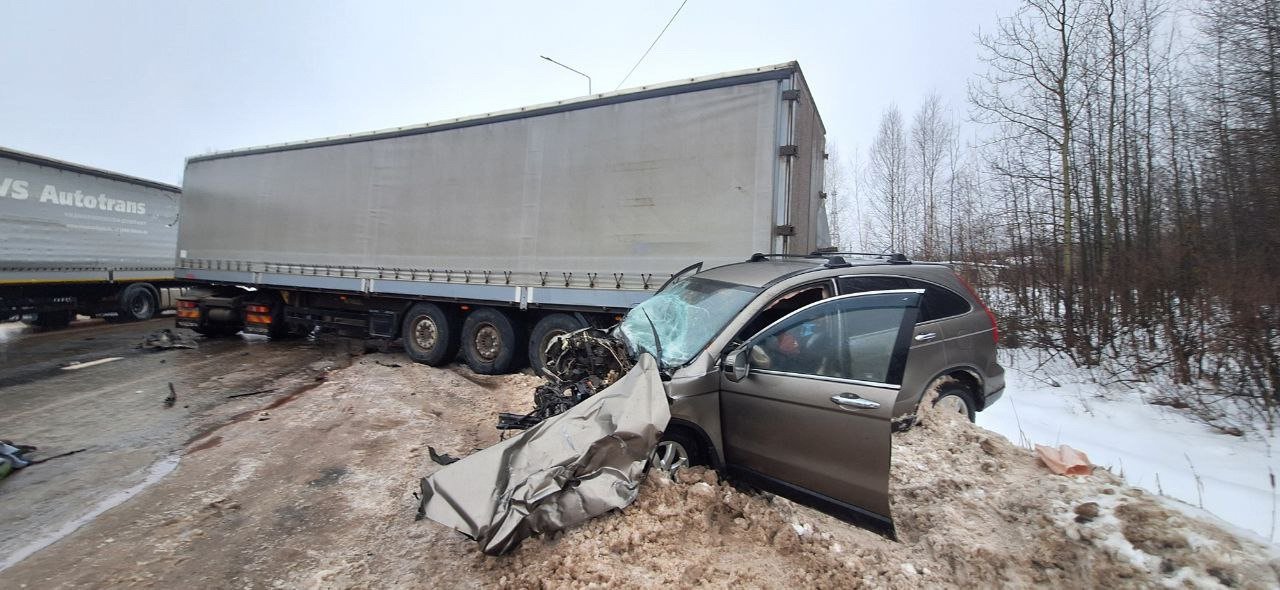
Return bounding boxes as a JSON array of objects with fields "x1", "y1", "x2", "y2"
[{"x1": 497, "y1": 328, "x2": 634, "y2": 430}]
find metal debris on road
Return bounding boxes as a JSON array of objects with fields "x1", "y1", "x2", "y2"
[
  {"x1": 141, "y1": 329, "x2": 197, "y2": 350},
  {"x1": 0, "y1": 442, "x2": 84, "y2": 478},
  {"x1": 427, "y1": 447, "x2": 459, "y2": 465},
  {"x1": 226, "y1": 388, "x2": 277, "y2": 399}
]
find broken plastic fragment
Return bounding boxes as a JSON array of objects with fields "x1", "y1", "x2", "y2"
[{"x1": 1034, "y1": 444, "x2": 1093, "y2": 476}]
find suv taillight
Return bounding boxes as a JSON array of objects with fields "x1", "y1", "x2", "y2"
[{"x1": 955, "y1": 272, "x2": 999, "y2": 345}]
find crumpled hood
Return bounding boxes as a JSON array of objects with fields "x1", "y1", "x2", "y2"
[{"x1": 416, "y1": 353, "x2": 670, "y2": 555}]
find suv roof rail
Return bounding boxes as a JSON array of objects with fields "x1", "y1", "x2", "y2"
[
  {"x1": 746, "y1": 252, "x2": 910, "y2": 265},
  {"x1": 813, "y1": 251, "x2": 911, "y2": 264},
  {"x1": 745, "y1": 252, "x2": 856, "y2": 269}
]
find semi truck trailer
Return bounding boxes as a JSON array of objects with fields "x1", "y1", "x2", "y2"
[
  {"x1": 175, "y1": 61, "x2": 830, "y2": 374},
  {"x1": 1, "y1": 147, "x2": 183, "y2": 329}
]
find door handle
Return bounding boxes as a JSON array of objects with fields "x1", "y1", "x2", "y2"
[
  {"x1": 914, "y1": 332, "x2": 938, "y2": 342},
  {"x1": 830, "y1": 393, "x2": 880, "y2": 410}
]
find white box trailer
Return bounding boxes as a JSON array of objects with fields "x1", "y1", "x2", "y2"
[
  {"x1": 176, "y1": 62, "x2": 829, "y2": 373},
  {"x1": 0, "y1": 147, "x2": 183, "y2": 328}
]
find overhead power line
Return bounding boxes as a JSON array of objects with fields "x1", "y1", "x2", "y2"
[{"x1": 615, "y1": 0, "x2": 690, "y2": 91}]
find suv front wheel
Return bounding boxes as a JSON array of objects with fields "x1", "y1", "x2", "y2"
[{"x1": 651, "y1": 428, "x2": 708, "y2": 474}]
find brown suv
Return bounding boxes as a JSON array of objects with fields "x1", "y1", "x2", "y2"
[{"x1": 616, "y1": 253, "x2": 1003, "y2": 531}]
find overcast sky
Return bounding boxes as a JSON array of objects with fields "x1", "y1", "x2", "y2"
[{"x1": 2, "y1": 1, "x2": 1018, "y2": 185}]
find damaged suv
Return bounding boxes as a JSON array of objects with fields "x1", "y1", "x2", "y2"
[{"x1": 618, "y1": 253, "x2": 1004, "y2": 530}]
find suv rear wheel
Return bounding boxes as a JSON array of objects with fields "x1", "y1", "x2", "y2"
[{"x1": 933, "y1": 382, "x2": 977, "y2": 422}]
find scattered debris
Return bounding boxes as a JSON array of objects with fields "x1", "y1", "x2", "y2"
[
  {"x1": 0, "y1": 440, "x2": 36, "y2": 477},
  {"x1": 140, "y1": 329, "x2": 196, "y2": 350},
  {"x1": 374, "y1": 360, "x2": 402, "y2": 368},
  {"x1": 61, "y1": 357, "x2": 123, "y2": 371},
  {"x1": 26, "y1": 448, "x2": 87, "y2": 466},
  {"x1": 1035, "y1": 443, "x2": 1094, "y2": 476},
  {"x1": 0, "y1": 442, "x2": 85, "y2": 478},
  {"x1": 163, "y1": 383, "x2": 177, "y2": 408},
  {"x1": 427, "y1": 447, "x2": 459, "y2": 465},
  {"x1": 418, "y1": 354, "x2": 669, "y2": 555},
  {"x1": 226, "y1": 388, "x2": 277, "y2": 400},
  {"x1": 497, "y1": 328, "x2": 633, "y2": 430}
]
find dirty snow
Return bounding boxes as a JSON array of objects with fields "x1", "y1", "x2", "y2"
[
  {"x1": 4, "y1": 350, "x2": 1278, "y2": 588},
  {"x1": 979, "y1": 349, "x2": 1280, "y2": 544},
  {"x1": 502, "y1": 388, "x2": 1280, "y2": 587}
]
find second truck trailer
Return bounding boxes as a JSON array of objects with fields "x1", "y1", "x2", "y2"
[{"x1": 1, "y1": 147, "x2": 184, "y2": 329}]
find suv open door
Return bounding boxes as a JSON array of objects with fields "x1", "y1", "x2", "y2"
[{"x1": 718, "y1": 290, "x2": 922, "y2": 533}]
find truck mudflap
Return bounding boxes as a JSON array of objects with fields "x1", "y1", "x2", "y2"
[{"x1": 416, "y1": 354, "x2": 669, "y2": 555}]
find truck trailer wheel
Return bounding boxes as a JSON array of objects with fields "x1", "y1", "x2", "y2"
[
  {"x1": 117, "y1": 284, "x2": 158, "y2": 322},
  {"x1": 461, "y1": 307, "x2": 524, "y2": 375},
  {"x1": 528, "y1": 313, "x2": 586, "y2": 376},
  {"x1": 403, "y1": 303, "x2": 460, "y2": 366}
]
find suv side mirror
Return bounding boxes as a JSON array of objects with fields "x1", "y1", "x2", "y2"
[{"x1": 724, "y1": 347, "x2": 751, "y2": 382}]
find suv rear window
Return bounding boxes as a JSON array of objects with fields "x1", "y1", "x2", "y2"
[{"x1": 838, "y1": 276, "x2": 971, "y2": 322}]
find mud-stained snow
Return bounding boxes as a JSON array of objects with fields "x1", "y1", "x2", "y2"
[
  {"x1": 499, "y1": 391, "x2": 1280, "y2": 588},
  {"x1": 4, "y1": 352, "x2": 1277, "y2": 588}
]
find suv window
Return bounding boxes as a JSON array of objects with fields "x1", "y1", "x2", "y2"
[
  {"x1": 734, "y1": 282, "x2": 830, "y2": 343},
  {"x1": 747, "y1": 292, "x2": 914, "y2": 384},
  {"x1": 839, "y1": 276, "x2": 970, "y2": 323}
]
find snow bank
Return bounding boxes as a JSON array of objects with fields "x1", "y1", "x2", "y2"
[
  {"x1": 979, "y1": 349, "x2": 1280, "y2": 544},
  {"x1": 488, "y1": 391, "x2": 1280, "y2": 588}
]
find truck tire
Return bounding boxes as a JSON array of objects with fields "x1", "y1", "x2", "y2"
[
  {"x1": 461, "y1": 307, "x2": 524, "y2": 375},
  {"x1": 118, "y1": 284, "x2": 158, "y2": 322},
  {"x1": 403, "y1": 303, "x2": 460, "y2": 366},
  {"x1": 527, "y1": 313, "x2": 587, "y2": 376}
]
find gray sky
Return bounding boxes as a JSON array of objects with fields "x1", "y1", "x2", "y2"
[{"x1": 1, "y1": 1, "x2": 1018, "y2": 185}]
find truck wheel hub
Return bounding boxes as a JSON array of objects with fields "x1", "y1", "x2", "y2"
[
  {"x1": 413, "y1": 316, "x2": 439, "y2": 350},
  {"x1": 130, "y1": 294, "x2": 152, "y2": 316},
  {"x1": 475, "y1": 325, "x2": 501, "y2": 361}
]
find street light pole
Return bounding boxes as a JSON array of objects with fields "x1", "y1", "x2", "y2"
[{"x1": 539, "y1": 55, "x2": 592, "y2": 95}]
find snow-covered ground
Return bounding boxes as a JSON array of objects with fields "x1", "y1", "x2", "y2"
[{"x1": 978, "y1": 349, "x2": 1279, "y2": 544}]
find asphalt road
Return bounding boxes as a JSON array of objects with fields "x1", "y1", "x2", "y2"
[{"x1": 0, "y1": 317, "x2": 356, "y2": 571}]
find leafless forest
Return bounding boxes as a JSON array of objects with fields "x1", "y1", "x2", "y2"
[{"x1": 831, "y1": 0, "x2": 1279, "y2": 425}]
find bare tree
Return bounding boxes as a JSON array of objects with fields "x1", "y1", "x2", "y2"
[
  {"x1": 971, "y1": 0, "x2": 1097, "y2": 352},
  {"x1": 911, "y1": 93, "x2": 955, "y2": 260},
  {"x1": 867, "y1": 106, "x2": 914, "y2": 254},
  {"x1": 824, "y1": 144, "x2": 849, "y2": 250}
]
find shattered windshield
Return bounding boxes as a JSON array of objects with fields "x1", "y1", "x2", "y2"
[{"x1": 619, "y1": 277, "x2": 760, "y2": 369}]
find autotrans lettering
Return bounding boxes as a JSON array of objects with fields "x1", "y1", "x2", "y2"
[
  {"x1": 30, "y1": 182, "x2": 145, "y2": 215},
  {"x1": 3, "y1": 176, "x2": 148, "y2": 215},
  {"x1": 0, "y1": 177, "x2": 30, "y2": 199}
]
